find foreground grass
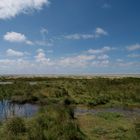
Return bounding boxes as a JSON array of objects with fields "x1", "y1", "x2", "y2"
[
  {"x1": 77, "y1": 112, "x2": 139, "y2": 140},
  {"x1": 0, "y1": 105, "x2": 85, "y2": 140}
]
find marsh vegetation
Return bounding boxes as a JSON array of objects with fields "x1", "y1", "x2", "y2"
[{"x1": 0, "y1": 76, "x2": 139, "y2": 139}]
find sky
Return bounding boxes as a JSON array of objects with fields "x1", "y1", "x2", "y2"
[{"x1": 0, "y1": 0, "x2": 140, "y2": 74}]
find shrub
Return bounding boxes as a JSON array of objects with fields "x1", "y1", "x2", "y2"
[{"x1": 5, "y1": 117, "x2": 26, "y2": 135}]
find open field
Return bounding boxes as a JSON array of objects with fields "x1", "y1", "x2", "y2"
[{"x1": 0, "y1": 76, "x2": 139, "y2": 140}]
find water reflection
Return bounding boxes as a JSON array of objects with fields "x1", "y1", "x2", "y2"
[
  {"x1": 0, "y1": 100, "x2": 39, "y2": 120},
  {"x1": 0, "y1": 81, "x2": 37, "y2": 85}
]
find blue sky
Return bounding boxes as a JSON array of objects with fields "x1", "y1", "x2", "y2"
[{"x1": 0, "y1": 0, "x2": 140, "y2": 74}]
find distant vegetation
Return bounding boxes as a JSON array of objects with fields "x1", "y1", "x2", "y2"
[
  {"x1": 0, "y1": 77, "x2": 139, "y2": 139},
  {"x1": 0, "y1": 77, "x2": 140, "y2": 106}
]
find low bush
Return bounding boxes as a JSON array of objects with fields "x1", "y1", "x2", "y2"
[{"x1": 5, "y1": 117, "x2": 26, "y2": 135}]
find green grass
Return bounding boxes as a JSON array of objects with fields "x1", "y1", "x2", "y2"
[
  {"x1": 0, "y1": 77, "x2": 139, "y2": 139},
  {"x1": 0, "y1": 105, "x2": 85, "y2": 140},
  {"x1": 0, "y1": 77, "x2": 140, "y2": 106},
  {"x1": 77, "y1": 112, "x2": 138, "y2": 140}
]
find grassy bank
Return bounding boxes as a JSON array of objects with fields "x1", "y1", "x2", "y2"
[{"x1": 77, "y1": 112, "x2": 139, "y2": 140}]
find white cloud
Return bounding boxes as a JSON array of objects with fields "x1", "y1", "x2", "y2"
[
  {"x1": 4, "y1": 32, "x2": 33, "y2": 45},
  {"x1": 36, "y1": 48, "x2": 44, "y2": 53},
  {"x1": 59, "y1": 54, "x2": 96, "y2": 67},
  {"x1": 0, "y1": 58, "x2": 35, "y2": 74},
  {"x1": 97, "y1": 54, "x2": 109, "y2": 60},
  {"x1": 26, "y1": 40, "x2": 34, "y2": 45},
  {"x1": 0, "y1": 0, "x2": 50, "y2": 19},
  {"x1": 65, "y1": 33, "x2": 95, "y2": 40},
  {"x1": 3, "y1": 30, "x2": 53, "y2": 46},
  {"x1": 114, "y1": 58, "x2": 140, "y2": 67},
  {"x1": 40, "y1": 27, "x2": 49, "y2": 41},
  {"x1": 57, "y1": 47, "x2": 111, "y2": 68},
  {"x1": 1, "y1": 47, "x2": 139, "y2": 74},
  {"x1": 101, "y1": 60, "x2": 109, "y2": 65},
  {"x1": 65, "y1": 34, "x2": 81, "y2": 40},
  {"x1": 92, "y1": 60, "x2": 109, "y2": 67},
  {"x1": 6, "y1": 49, "x2": 24, "y2": 57},
  {"x1": 35, "y1": 48, "x2": 107, "y2": 68},
  {"x1": 128, "y1": 54, "x2": 140, "y2": 58},
  {"x1": 87, "y1": 46, "x2": 112, "y2": 54},
  {"x1": 116, "y1": 61, "x2": 140, "y2": 67},
  {"x1": 40, "y1": 28, "x2": 48, "y2": 34},
  {"x1": 95, "y1": 27, "x2": 108, "y2": 37},
  {"x1": 55, "y1": 47, "x2": 111, "y2": 67},
  {"x1": 4, "y1": 32, "x2": 26, "y2": 42},
  {"x1": 35, "y1": 49, "x2": 53, "y2": 65},
  {"x1": 126, "y1": 44, "x2": 140, "y2": 51},
  {"x1": 116, "y1": 59, "x2": 123, "y2": 62},
  {"x1": 65, "y1": 27, "x2": 108, "y2": 40}
]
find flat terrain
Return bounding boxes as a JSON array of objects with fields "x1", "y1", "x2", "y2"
[{"x1": 0, "y1": 76, "x2": 139, "y2": 140}]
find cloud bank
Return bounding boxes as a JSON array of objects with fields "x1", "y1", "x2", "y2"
[
  {"x1": 0, "y1": 0, "x2": 50, "y2": 19},
  {"x1": 0, "y1": 46, "x2": 139, "y2": 74}
]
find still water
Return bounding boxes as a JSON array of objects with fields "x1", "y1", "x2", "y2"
[{"x1": 0, "y1": 100, "x2": 39, "y2": 120}]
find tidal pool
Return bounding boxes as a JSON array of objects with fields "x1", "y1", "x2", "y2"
[{"x1": 0, "y1": 100, "x2": 39, "y2": 120}]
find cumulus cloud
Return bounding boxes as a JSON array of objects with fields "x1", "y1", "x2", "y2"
[
  {"x1": 40, "y1": 28, "x2": 48, "y2": 35},
  {"x1": 4, "y1": 32, "x2": 33, "y2": 45},
  {"x1": 95, "y1": 27, "x2": 108, "y2": 37},
  {"x1": 6, "y1": 49, "x2": 24, "y2": 57},
  {"x1": 65, "y1": 27, "x2": 108, "y2": 40},
  {"x1": 87, "y1": 46, "x2": 112, "y2": 54},
  {"x1": 0, "y1": 0, "x2": 50, "y2": 19},
  {"x1": 1, "y1": 47, "x2": 139, "y2": 74},
  {"x1": 35, "y1": 49, "x2": 53, "y2": 65},
  {"x1": 126, "y1": 43, "x2": 140, "y2": 51},
  {"x1": 97, "y1": 54, "x2": 109, "y2": 60},
  {"x1": 92, "y1": 60, "x2": 109, "y2": 67},
  {"x1": 34, "y1": 48, "x2": 111, "y2": 68},
  {"x1": 116, "y1": 59, "x2": 123, "y2": 62},
  {"x1": 4, "y1": 32, "x2": 26, "y2": 42},
  {"x1": 3, "y1": 30, "x2": 55, "y2": 46},
  {"x1": 127, "y1": 54, "x2": 140, "y2": 58},
  {"x1": 56, "y1": 47, "x2": 112, "y2": 68}
]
